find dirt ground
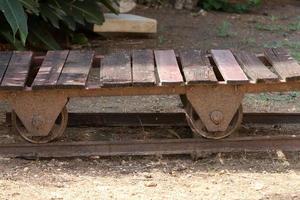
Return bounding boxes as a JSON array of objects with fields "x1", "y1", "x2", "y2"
[{"x1": 1, "y1": 1, "x2": 300, "y2": 200}]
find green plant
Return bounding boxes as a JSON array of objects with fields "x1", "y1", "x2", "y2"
[
  {"x1": 0, "y1": 0, "x2": 118, "y2": 50},
  {"x1": 202, "y1": 0, "x2": 261, "y2": 13},
  {"x1": 217, "y1": 21, "x2": 233, "y2": 37}
]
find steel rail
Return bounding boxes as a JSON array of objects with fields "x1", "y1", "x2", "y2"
[
  {"x1": 6, "y1": 112, "x2": 300, "y2": 127},
  {"x1": 0, "y1": 135, "x2": 299, "y2": 158},
  {"x1": 2, "y1": 112, "x2": 300, "y2": 158}
]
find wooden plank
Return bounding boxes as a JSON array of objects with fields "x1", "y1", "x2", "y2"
[
  {"x1": 100, "y1": 51, "x2": 132, "y2": 87},
  {"x1": 154, "y1": 50, "x2": 184, "y2": 85},
  {"x1": 32, "y1": 51, "x2": 69, "y2": 89},
  {"x1": 211, "y1": 49, "x2": 249, "y2": 84},
  {"x1": 1, "y1": 51, "x2": 33, "y2": 89},
  {"x1": 93, "y1": 14, "x2": 157, "y2": 33},
  {"x1": 234, "y1": 51, "x2": 279, "y2": 83},
  {"x1": 132, "y1": 50, "x2": 156, "y2": 86},
  {"x1": 179, "y1": 49, "x2": 217, "y2": 84},
  {"x1": 264, "y1": 48, "x2": 300, "y2": 81},
  {"x1": 0, "y1": 51, "x2": 13, "y2": 83},
  {"x1": 57, "y1": 50, "x2": 94, "y2": 88}
]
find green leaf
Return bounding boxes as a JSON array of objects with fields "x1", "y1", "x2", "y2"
[
  {"x1": 19, "y1": 0, "x2": 39, "y2": 14},
  {"x1": 29, "y1": 20, "x2": 61, "y2": 50},
  {"x1": 0, "y1": 28, "x2": 25, "y2": 50},
  {"x1": 97, "y1": 0, "x2": 119, "y2": 14},
  {"x1": 40, "y1": 3, "x2": 65, "y2": 29},
  {"x1": 71, "y1": 33, "x2": 89, "y2": 45},
  {"x1": 0, "y1": 0, "x2": 28, "y2": 45}
]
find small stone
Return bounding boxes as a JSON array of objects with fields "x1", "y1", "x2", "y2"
[
  {"x1": 186, "y1": 174, "x2": 192, "y2": 178},
  {"x1": 199, "y1": 9, "x2": 207, "y2": 16},
  {"x1": 175, "y1": 0, "x2": 185, "y2": 10},
  {"x1": 90, "y1": 155, "x2": 100, "y2": 159},
  {"x1": 23, "y1": 167, "x2": 29, "y2": 172},
  {"x1": 254, "y1": 182, "x2": 264, "y2": 191},
  {"x1": 0, "y1": 157, "x2": 10, "y2": 161},
  {"x1": 144, "y1": 173, "x2": 153, "y2": 179},
  {"x1": 144, "y1": 182, "x2": 157, "y2": 187}
]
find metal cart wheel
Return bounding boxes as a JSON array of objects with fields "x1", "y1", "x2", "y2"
[
  {"x1": 182, "y1": 98, "x2": 243, "y2": 139},
  {"x1": 11, "y1": 106, "x2": 68, "y2": 144}
]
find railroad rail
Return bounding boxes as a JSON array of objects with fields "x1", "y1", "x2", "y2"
[
  {"x1": 1, "y1": 112, "x2": 300, "y2": 158},
  {"x1": 7, "y1": 112, "x2": 300, "y2": 127}
]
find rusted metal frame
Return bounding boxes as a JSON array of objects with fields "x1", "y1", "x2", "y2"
[
  {"x1": 0, "y1": 135, "x2": 299, "y2": 158},
  {"x1": 0, "y1": 81, "x2": 300, "y2": 100},
  {"x1": 186, "y1": 85, "x2": 244, "y2": 132},
  {"x1": 7, "y1": 91, "x2": 68, "y2": 136}
]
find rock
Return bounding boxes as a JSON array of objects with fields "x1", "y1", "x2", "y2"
[
  {"x1": 184, "y1": 0, "x2": 198, "y2": 10},
  {"x1": 90, "y1": 155, "x2": 100, "y2": 159},
  {"x1": 143, "y1": 173, "x2": 153, "y2": 179},
  {"x1": 0, "y1": 157, "x2": 10, "y2": 161},
  {"x1": 144, "y1": 182, "x2": 157, "y2": 187},
  {"x1": 23, "y1": 167, "x2": 29, "y2": 172},
  {"x1": 199, "y1": 9, "x2": 207, "y2": 16},
  {"x1": 119, "y1": 0, "x2": 136, "y2": 13},
  {"x1": 175, "y1": 0, "x2": 185, "y2": 10},
  {"x1": 254, "y1": 182, "x2": 264, "y2": 191}
]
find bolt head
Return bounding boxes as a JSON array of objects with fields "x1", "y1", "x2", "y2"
[
  {"x1": 32, "y1": 115, "x2": 45, "y2": 129},
  {"x1": 210, "y1": 110, "x2": 224, "y2": 125}
]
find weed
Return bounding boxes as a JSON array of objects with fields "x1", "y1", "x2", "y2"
[
  {"x1": 292, "y1": 52, "x2": 300, "y2": 62},
  {"x1": 270, "y1": 15, "x2": 278, "y2": 22},
  {"x1": 202, "y1": 0, "x2": 261, "y2": 13},
  {"x1": 287, "y1": 21, "x2": 300, "y2": 31},
  {"x1": 217, "y1": 21, "x2": 234, "y2": 37},
  {"x1": 158, "y1": 35, "x2": 166, "y2": 44},
  {"x1": 242, "y1": 37, "x2": 257, "y2": 46},
  {"x1": 255, "y1": 23, "x2": 283, "y2": 32}
]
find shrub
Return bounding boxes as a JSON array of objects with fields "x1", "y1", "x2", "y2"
[
  {"x1": 0, "y1": 0, "x2": 118, "y2": 50},
  {"x1": 201, "y1": 0, "x2": 262, "y2": 13}
]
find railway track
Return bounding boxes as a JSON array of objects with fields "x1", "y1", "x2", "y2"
[
  {"x1": 1, "y1": 112, "x2": 300, "y2": 158},
  {"x1": 7, "y1": 112, "x2": 300, "y2": 127}
]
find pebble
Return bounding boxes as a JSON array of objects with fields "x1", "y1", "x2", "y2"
[
  {"x1": 0, "y1": 157, "x2": 10, "y2": 161},
  {"x1": 144, "y1": 173, "x2": 153, "y2": 179},
  {"x1": 23, "y1": 167, "x2": 29, "y2": 172},
  {"x1": 90, "y1": 155, "x2": 100, "y2": 159},
  {"x1": 144, "y1": 182, "x2": 157, "y2": 187},
  {"x1": 254, "y1": 182, "x2": 264, "y2": 191}
]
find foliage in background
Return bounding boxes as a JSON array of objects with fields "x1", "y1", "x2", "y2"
[
  {"x1": 0, "y1": 0, "x2": 118, "y2": 50},
  {"x1": 201, "y1": 0, "x2": 262, "y2": 13}
]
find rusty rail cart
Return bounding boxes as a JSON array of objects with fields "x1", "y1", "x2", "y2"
[{"x1": 0, "y1": 48, "x2": 300, "y2": 157}]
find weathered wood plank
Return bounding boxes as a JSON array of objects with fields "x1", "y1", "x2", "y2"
[
  {"x1": 211, "y1": 49, "x2": 249, "y2": 84},
  {"x1": 264, "y1": 48, "x2": 300, "y2": 81},
  {"x1": 132, "y1": 50, "x2": 156, "y2": 86},
  {"x1": 57, "y1": 50, "x2": 94, "y2": 88},
  {"x1": 154, "y1": 50, "x2": 183, "y2": 85},
  {"x1": 32, "y1": 51, "x2": 69, "y2": 89},
  {"x1": 179, "y1": 49, "x2": 217, "y2": 84},
  {"x1": 234, "y1": 51, "x2": 279, "y2": 83},
  {"x1": 100, "y1": 51, "x2": 132, "y2": 87},
  {"x1": 1, "y1": 51, "x2": 33, "y2": 89},
  {"x1": 0, "y1": 51, "x2": 13, "y2": 83}
]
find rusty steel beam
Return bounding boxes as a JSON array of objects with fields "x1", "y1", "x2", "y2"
[
  {"x1": 0, "y1": 135, "x2": 299, "y2": 158},
  {"x1": 0, "y1": 82, "x2": 300, "y2": 101}
]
